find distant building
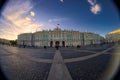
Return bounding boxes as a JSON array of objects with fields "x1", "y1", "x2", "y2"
[
  {"x1": 17, "y1": 27, "x2": 103, "y2": 47},
  {"x1": 105, "y1": 29, "x2": 120, "y2": 43},
  {"x1": 0, "y1": 38, "x2": 10, "y2": 45}
]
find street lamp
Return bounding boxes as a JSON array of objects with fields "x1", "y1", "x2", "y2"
[{"x1": 82, "y1": 33, "x2": 85, "y2": 46}]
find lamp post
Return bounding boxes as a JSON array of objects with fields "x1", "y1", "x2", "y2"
[{"x1": 82, "y1": 33, "x2": 85, "y2": 46}]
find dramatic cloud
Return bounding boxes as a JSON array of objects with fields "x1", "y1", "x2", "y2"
[
  {"x1": 0, "y1": 0, "x2": 43, "y2": 40},
  {"x1": 91, "y1": 4, "x2": 101, "y2": 14},
  {"x1": 87, "y1": 0, "x2": 101, "y2": 14}
]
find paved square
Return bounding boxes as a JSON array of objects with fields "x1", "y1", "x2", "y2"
[{"x1": 0, "y1": 44, "x2": 119, "y2": 80}]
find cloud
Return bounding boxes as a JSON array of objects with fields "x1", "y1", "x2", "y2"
[
  {"x1": 60, "y1": 0, "x2": 64, "y2": 3},
  {"x1": 88, "y1": 0, "x2": 96, "y2": 5},
  {"x1": 87, "y1": 0, "x2": 101, "y2": 14},
  {"x1": 25, "y1": 17, "x2": 31, "y2": 21},
  {"x1": 48, "y1": 18, "x2": 68, "y2": 23},
  {"x1": 91, "y1": 4, "x2": 101, "y2": 14},
  {"x1": 30, "y1": 11, "x2": 35, "y2": 16},
  {"x1": 0, "y1": 0, "x2": 43, "y2": 40}
]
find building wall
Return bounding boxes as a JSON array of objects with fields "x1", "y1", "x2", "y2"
[
  {"x1": 17, "y1": 33, "x2": 33, "y2": 46},
  {"x1": 106, "y1": 33, "x2": 120, "y2": 42},
  {"x1": 17, "y1": 28, "x2": 103, "y2": 47}
]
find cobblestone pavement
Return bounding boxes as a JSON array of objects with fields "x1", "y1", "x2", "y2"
[
  {"x1": 60, "y1": 48, "x2": 97, "y2": 59},
  {"x1": 66, "y1": 54, "x2": 112, "y2": 80},
  {"x1": 0, "y1": 44, "x2": 118, "y2": 80},
  {"x1": 0, "y1": 45, "x2": 54, "y2": 80}
]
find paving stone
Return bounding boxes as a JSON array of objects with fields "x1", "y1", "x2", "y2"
[
  {"x1": 0, "y1": 55, "x2": 51, "y2": 80},
  {"x1": 66, "y1": 54, "x2": 113, "y2": 80},
  {"x1": 60, "y1": 50, "x2": 96, "y2": 59},
  {"x1": 0, "y1": 44, "x2": 116, "y2": 80}
]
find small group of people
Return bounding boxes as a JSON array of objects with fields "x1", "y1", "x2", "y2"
[
  {"x1": 43, "y1": 45, "x2": 59, "y2": 50},
  {"x1": 55, "y1": 46, "x2": 59, "y2": 50}
]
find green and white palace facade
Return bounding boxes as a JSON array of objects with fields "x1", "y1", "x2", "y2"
[{"x1": 17, "y1": 27, "x2": 104, "y2": 47}]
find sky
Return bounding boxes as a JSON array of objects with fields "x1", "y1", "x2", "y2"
[{"x1": 0, "y1": 0, "x2": 120, "y2": 40}]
